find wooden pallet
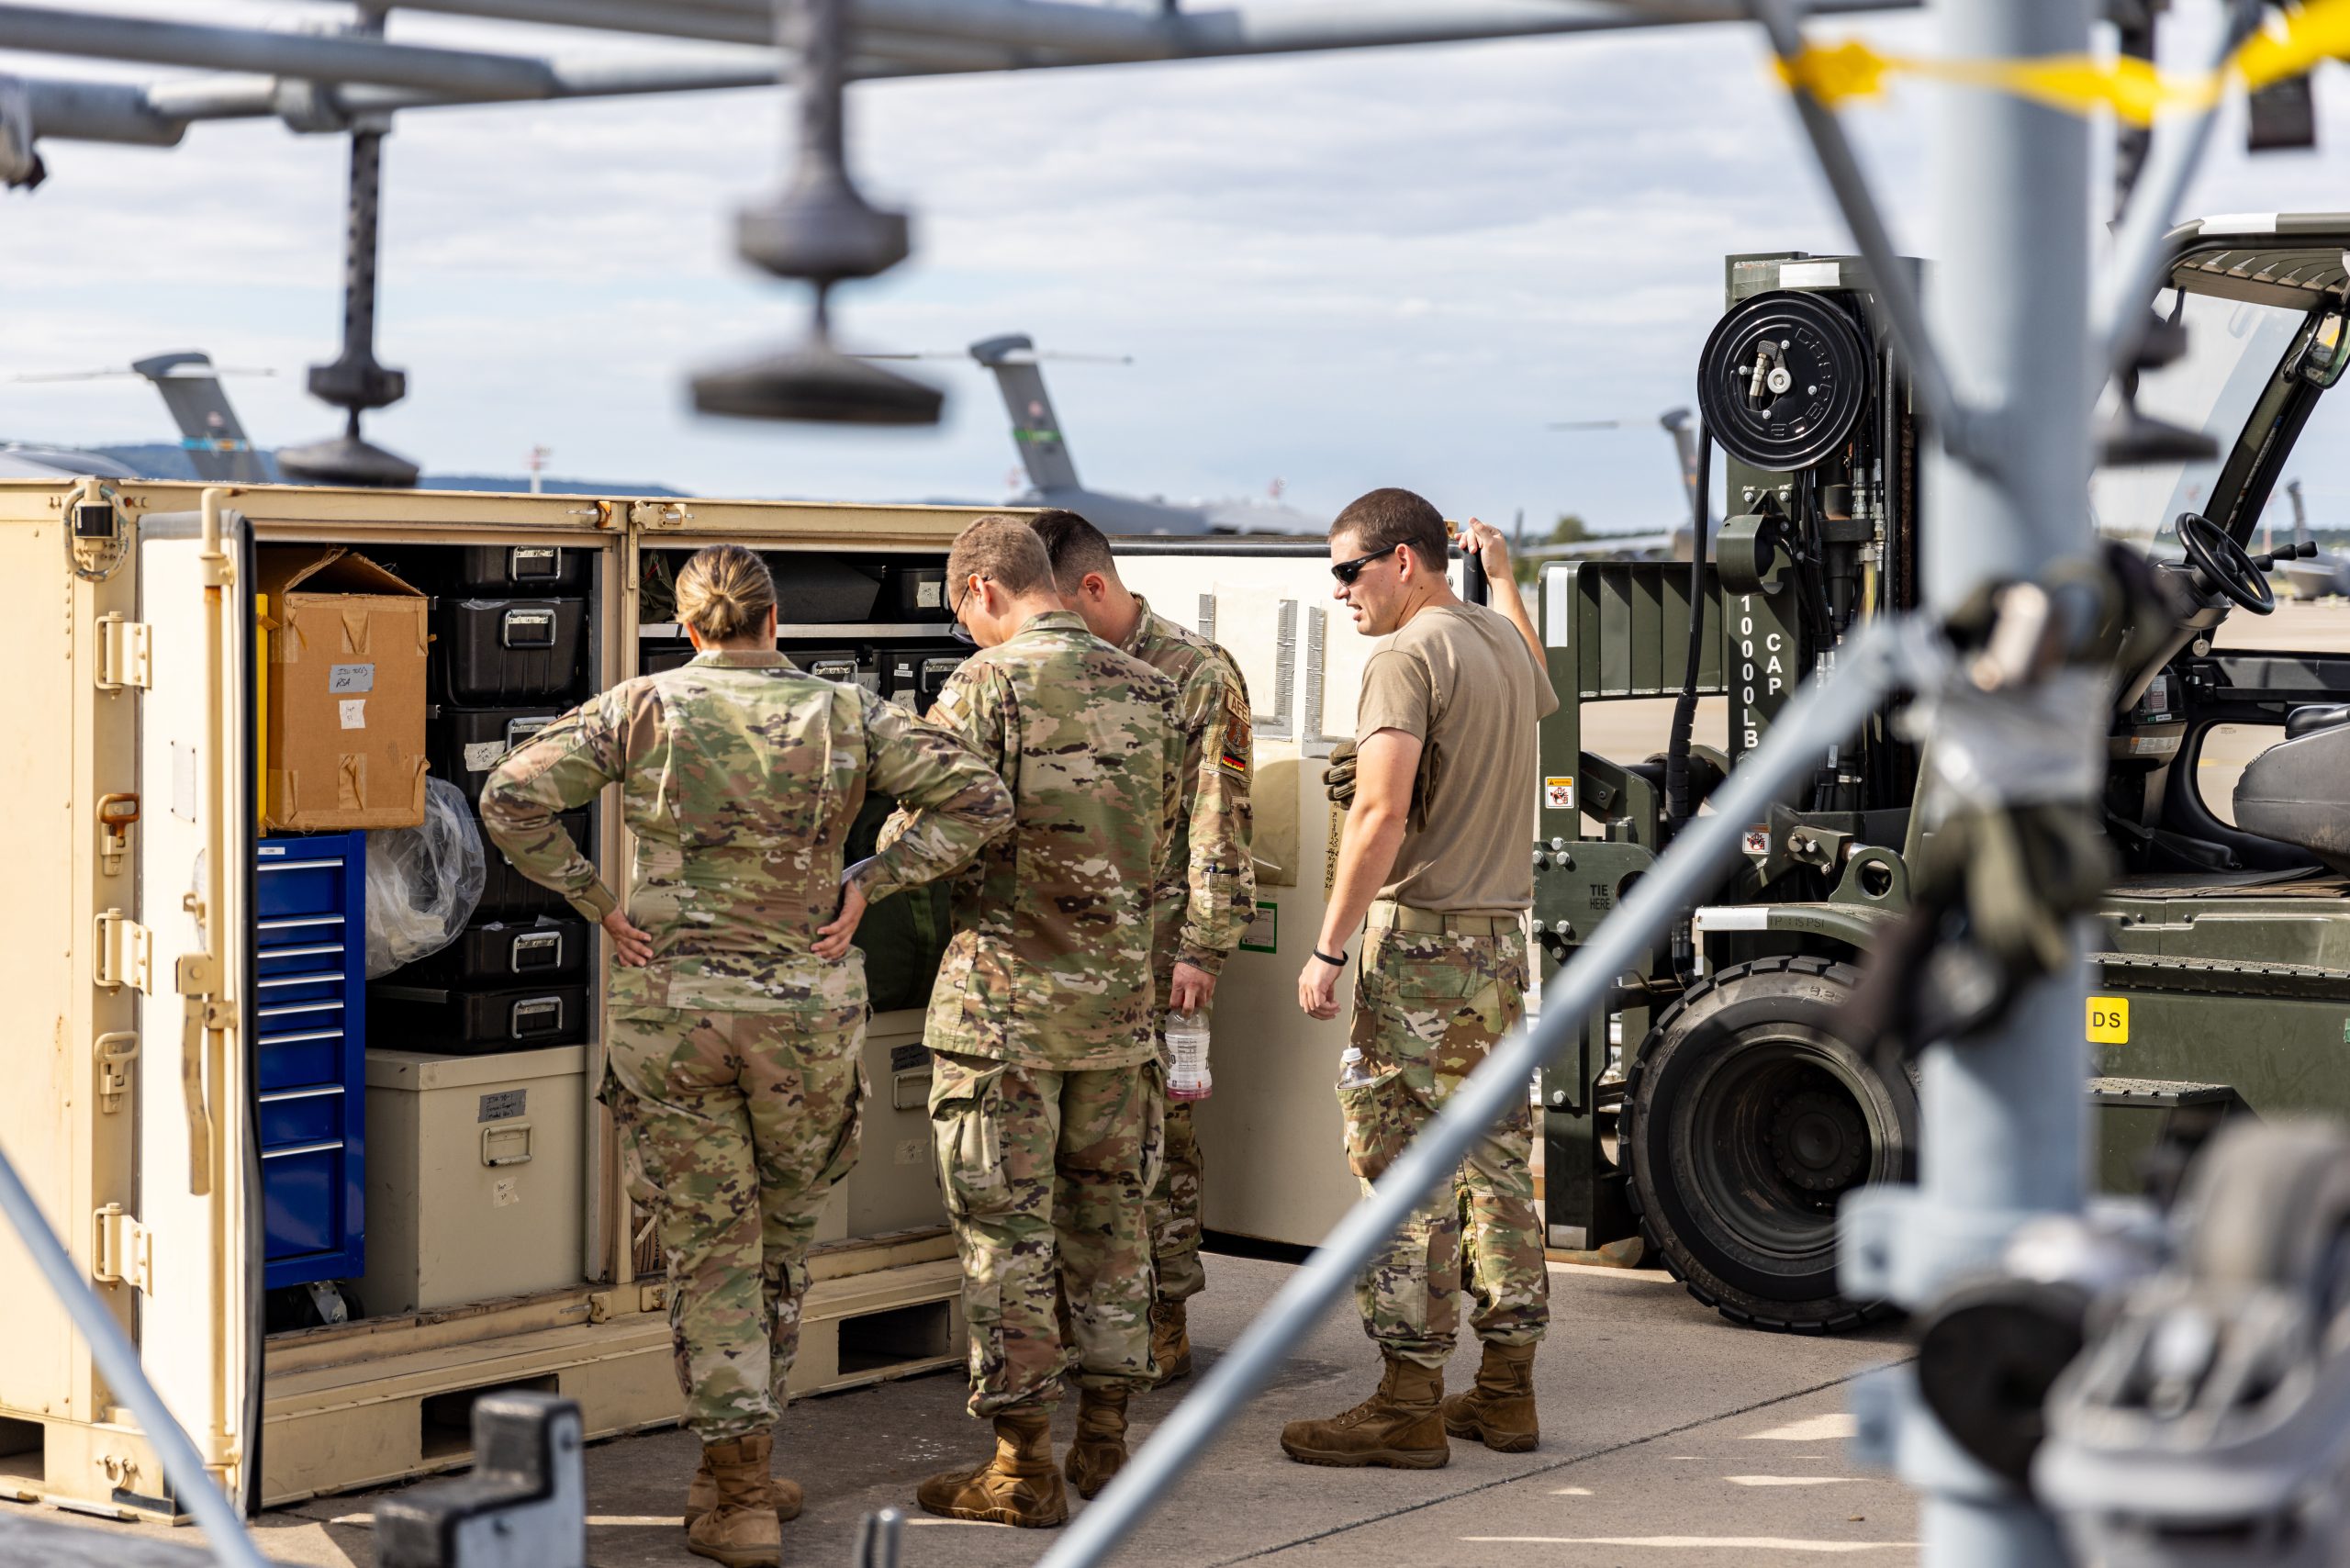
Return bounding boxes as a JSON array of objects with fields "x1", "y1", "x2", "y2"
[{"x1": 255, "y1": 1231, "x2": 963, "y2": 1507}]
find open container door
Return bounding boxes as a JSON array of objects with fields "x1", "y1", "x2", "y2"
[{"x1": 130, "y1": 503, "x2": 257, "y2": 1509}]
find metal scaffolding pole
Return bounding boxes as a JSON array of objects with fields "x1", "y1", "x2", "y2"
[{"x1": 1839, "y1": 0, "x2": 2095, "y2": 1564}]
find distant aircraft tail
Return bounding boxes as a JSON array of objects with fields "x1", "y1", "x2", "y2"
[
  {"x1": 1661, "y1": 407, "x2": 1700, "y2": 521},
  {"x1": 131, "y1": 352, "x2": 271, "y2": 484},
  {"x1": 970, "y1": 334, "x2": 1080, "y2": 493},
  {"x1": 2288, "y1": 478, "x2": 2312, "y2": 549}
]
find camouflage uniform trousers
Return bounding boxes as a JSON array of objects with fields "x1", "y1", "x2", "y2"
[
  {"x1": 605, "y1": 1003, "x2": 867, "y2": 1441},
  {"x1": 1337, "y1": 918, "x2": 1549, "y2": 1369},
  {"x1": 930, "y1": 1050, "x2": 1166, "y2": 1416},
  {"x1": 1147, "y1": 1092, "x2": 1206, "y2": 1305}
]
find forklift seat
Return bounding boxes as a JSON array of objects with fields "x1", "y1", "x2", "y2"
[
  {"x1": 2235, "y1": 719, "x2": 2350, "y2": 873},
  {"x1": 2286, "y1": 702, "x2": 2350, "y2": 739}
]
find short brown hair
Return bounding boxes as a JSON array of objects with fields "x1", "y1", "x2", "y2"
[
  {"x1": 674, "y1": 543, "x2": 776, "y2": 641},
  {"x1": 1331, "y1": 487, "x2": 1448, "y2": 573},
  {"x1": 947, "y1": 514, "x2": 1056, "y2": 599},
  {"x1": 1027, "y1": 508, "x2": 1118, "y2": 592}
]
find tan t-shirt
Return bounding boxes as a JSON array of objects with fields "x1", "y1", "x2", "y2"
[{"x1": 1353, "y1": 601, "x2": 1559, "y2": 913}]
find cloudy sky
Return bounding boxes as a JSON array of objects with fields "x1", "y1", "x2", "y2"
[{"x1": 3, "y1": 0, "x2": 2348, "y2": 535}]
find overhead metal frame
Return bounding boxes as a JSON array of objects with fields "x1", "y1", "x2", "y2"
[{"x1": 0, "y1": 0, "x2": 1919, "y2": 150}]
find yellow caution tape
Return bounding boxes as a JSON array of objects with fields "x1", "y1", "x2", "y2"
[{"x1": 1777, "y1": 0, "x2": 2350, "y2": 126}]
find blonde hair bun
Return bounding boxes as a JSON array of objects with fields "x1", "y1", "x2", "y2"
[{"x1": 675, "y1": 544, "x2": 778, "y2": 643}]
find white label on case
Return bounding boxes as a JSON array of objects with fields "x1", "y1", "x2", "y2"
[
  {"x1": 464, "y1": 740, "x2": 504, "y2": 772},
  {"x1": 338, "y1": 699, "x2": 366, "y2": 729}
]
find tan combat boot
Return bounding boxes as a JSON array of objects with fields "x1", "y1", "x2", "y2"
[
  {"x1": 1440, "y1": 1341, "x2": 1539, "y2": 1453},
  {"x1": 1150, "y1": 1301, "x2": 1194, "y2": 1385},
  {"x1": 1063, "y1": 1386, "x2": 1130, "y2": 1499},
  {"x1": 685, "y1": 1451, "x2": 804, "y2": 1526},
  {"x1": 685, "y1": 1433, "x2": 783, "y2": 1568},
  {"x1": 914, "y1": 1406, "x2": 1069, "y2": 1528},
  {"x1": 1278, "y1": 1354, "x2": 1449, "y2": 1469}
]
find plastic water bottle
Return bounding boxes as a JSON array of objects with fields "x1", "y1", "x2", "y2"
[{"x1": 1166, "y1": 1012, "x2": 1213, "y2": 1102}]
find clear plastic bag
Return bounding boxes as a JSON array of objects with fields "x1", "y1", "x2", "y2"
[{"x1": 364, "y1": 777, "x2": 487, "y2": 978}]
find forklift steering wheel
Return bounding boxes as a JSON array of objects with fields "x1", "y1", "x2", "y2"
[{"x1": 2177, "y1": 510, "x2": 2276, "y2": 616}]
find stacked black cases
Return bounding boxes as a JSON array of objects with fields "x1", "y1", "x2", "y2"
[{"x1": 372, "y1": 545, "x2": 596, "y2": 1054}]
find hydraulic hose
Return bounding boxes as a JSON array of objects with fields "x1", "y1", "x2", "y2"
[{"x1": 1665, "y1": 428, "x2": 1714, "y2": 828}]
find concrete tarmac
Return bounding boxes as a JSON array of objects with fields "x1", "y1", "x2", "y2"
[{"x1": 15, "y1": 1253, "x2": 1913, "y2": 1568}]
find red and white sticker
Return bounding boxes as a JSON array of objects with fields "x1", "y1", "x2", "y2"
[
  {"x1": 1544, "y1": 776, "x2": 1575, "y2": 810},
  {"x1": 1742, "y1": 825, "x2": 1771, "y2": 856}
]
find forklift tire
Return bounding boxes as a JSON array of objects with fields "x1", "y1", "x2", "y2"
[{"x1": 1622, "y1": 955, "x2": 1915, "y2": 1334}]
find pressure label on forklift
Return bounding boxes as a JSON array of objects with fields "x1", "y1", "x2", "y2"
[
  {"x1": 1780, "y1": 260, "x2": 1841, "y2": 289},
  {"x1": 1240, "y1": 901, "x2": 1279, "y2": 953},
  {"x1": 1544, "y1": 776, "x2": 1575, "y2": 811},
  {"x1": 477, "y1": 1088, "x2": 527, "y2": 1123},
  {"x1": 2087, "y1": 997, "x2": 2130, "y2": 1045},
  {"x1": 328, "y1": 663, "x2": 375, "y2": 694},
  {"x1": 339, "y1": 700, "x2": 367, "y2": 729}
]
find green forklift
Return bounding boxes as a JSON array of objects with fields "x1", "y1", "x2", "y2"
[{"x1": 1539, "y1": 214, "x2": 2350, "y2": 1331}]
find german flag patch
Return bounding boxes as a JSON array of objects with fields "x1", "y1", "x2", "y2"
[{"x1": 1220, "y1": 693, "x2": 1252, "y2": 776}]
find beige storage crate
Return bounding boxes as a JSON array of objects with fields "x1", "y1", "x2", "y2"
[{"x1": 359, "y1": 1047, "x2": 587, "y2": 1315}]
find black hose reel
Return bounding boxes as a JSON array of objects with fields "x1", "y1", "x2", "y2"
[{"x1": 1695, "y1": 289, "x2": 1871, "y2": 474}]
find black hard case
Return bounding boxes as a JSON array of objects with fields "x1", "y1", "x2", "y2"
[
  {"x1": 368, "y1": 981, "x2": 589, "y2": 1052},
  {"x1": 439, "y1": 598, "x2": 588, "y2": 704}
]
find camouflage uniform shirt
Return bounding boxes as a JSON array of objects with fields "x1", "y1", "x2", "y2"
[
  {"x1": 1122, "y1": 597, "x2": 1256, "y2": 987},
  {"x1": 480, "y1": 649, "x2": 1013, "y2": 1014},
  {"x1": 884, "y1": 610, "x2": 1182, "y2": 1070}
]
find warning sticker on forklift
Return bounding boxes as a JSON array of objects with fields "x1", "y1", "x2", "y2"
[
  {"x1": 2087, "y1": 996, "x2": 2130, "y2": 1044},
  {"x1": 1544, "y1": 776, "x2": 1575, "y2": 810},
  {"x1": 338, "y1": 699, "x2": 366, "y2": 729}
]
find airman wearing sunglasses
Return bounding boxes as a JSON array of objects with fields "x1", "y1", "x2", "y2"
[{"x1": 1283, "y1": 487, "x2": 1558, "y2": 1473}]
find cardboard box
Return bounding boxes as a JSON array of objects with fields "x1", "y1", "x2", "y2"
[{"x1": 258, "y1": 548, "x2": 430, "y2": 832}]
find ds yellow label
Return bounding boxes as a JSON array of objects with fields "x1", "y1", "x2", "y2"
[{"x1": 2087, "y1": 996, "x2": 2130, "y2": 1045}]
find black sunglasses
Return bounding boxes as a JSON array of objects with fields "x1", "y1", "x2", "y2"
[
  {"x1": 1330, "y1": 543, "x2": 1398, "y2": 586},
  {"x1": 947, "y1": 573, "x2": 990, "y2": 644}
]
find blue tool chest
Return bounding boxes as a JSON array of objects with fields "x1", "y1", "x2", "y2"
[{"x1": 255, "y1": 832, "x2": 367, "y2": 1289}]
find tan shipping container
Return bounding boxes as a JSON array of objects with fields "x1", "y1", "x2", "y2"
[{"x1": 0, "y1": 476, "x2": 1370, "y2": 1518}]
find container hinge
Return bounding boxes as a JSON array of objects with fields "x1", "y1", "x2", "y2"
[
  {"x1": 94, "y1": 910, "x2": 152, "y2": 995},
  {"x1": 94, "y1": 1032, "x2": 138, "y2": 1114},
  {"x1": 628, "y1": 499, "x2": 692, "y2": 530},
  {"x1": 92, "y1": 1204, "x2": 151, "y2": 1294},
  {"x1": 93, "y1": 613, "x2": 151, "y2": 693}
]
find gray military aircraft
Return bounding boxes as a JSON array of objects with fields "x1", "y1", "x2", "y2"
[
  {"x1": 1, "y1": 351, "x2": 273, "y2": 481},
  {"x1": 2276, "y1": 478, "x2": 2350, "y2": 599},
  {"x1": 1517, "y1": 406, "x2": 1707, "y2": 562},
  {"x1": 873, "y1": 335, "x2": 1327, "y2": 536}
]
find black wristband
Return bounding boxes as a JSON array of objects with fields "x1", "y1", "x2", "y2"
[{"x1": 1313, "y1": 946, "x2": 1348, "y2": 969}]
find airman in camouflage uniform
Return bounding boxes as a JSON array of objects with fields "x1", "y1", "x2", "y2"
[
  {"x1": 883, "y1": 517, "x2": 1181, "y2": 1528},
  {"x1": 482, "y1": 545, "x2": 1012, "y2": 1567},
  {"x1": 1029, "y1": 510, "x2": 1256, "y2": 1384}
]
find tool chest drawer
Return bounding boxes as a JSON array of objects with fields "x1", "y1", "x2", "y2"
[
  {"x1": 253, "y1": 834, "x2": 367, "y2": 1290},
  {"x1": 437, "y1": 598, "x2": 588, "y2": 703},
  {"x1": 369, "y1": 981, "x2": 589, "y2": 1053}
]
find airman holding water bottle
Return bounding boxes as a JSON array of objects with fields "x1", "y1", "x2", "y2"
[{"x1": 1029, "y1": 510, "x2": 1257, "y2": 1385}]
